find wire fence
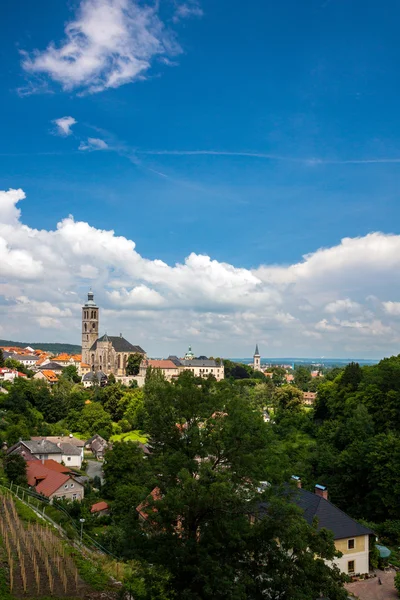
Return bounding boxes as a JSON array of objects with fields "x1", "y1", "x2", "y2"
[{"x1": 1, "y1": 481, "x2": 117, "y2": 559}]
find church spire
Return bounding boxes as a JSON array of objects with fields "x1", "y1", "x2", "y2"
[
  {"x1": 254, "y1": 343, "x2": 260, "y2": 356},
  {"x1": 253, "y1": 344, "x2": 261, "y2": 372}
]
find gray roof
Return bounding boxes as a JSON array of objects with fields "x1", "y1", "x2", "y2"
[
  {"x1": 83, "y1": 371, "x2": 107, "y2": 382},
  {"x1": 182, "y1": 359, "x2": 219, "y2": 367},
  {"x1": 59, "y1": 442, "x2": 81, "y2": 456},
  {"x1": 7, "y1": 353, "x2": 38, "y2": 362},
  {"x1": 32, "y1": 435, "x2": 85, "y2": 448},
  {"x1": 22, "y1": 440, "x2": 62, "y2": 454},
  {"x1": 91, "y1": 334, "x2": 145, "y2": 354},
  {"x1": 38, "y1": 361, "x2": 64, "y2": 371},
  {"x1": 255, "y1": 344, "x2": 260, "y2": 355},
  {"x1": 259, "y1": 488, "x2": 373, "y2": 540},
  {"x1": 168, "y1": 355, "x2": 183, "y2": 366}
]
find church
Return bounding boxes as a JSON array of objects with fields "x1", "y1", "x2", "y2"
[{"x1": 81, "y1": 290, "x2": 146, "y2": 376}]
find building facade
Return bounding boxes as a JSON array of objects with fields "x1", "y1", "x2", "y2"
[{"x1": 81, "y1": 290, "x2": 146, "y2": 376}]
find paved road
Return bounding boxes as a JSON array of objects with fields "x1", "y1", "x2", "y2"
[
  {"x1": 86, "y1": 459, "x2": 104, "y2": 484},
  {"x1": 345, "y1": 569, "x2": 397, "y2": 600}
]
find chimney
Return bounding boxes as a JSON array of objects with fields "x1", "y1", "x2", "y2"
[
  {"x1": 315, "y1": 484, "x2": 328, "y2": 500},
  {"x1": 291, "y1": 475, "x2": 301, "y2": 488}
]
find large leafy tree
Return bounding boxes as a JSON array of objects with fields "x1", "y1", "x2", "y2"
[
  {"x1": 126, "y1": 353, "x2": 143, "y2": 376},
  {"x1": 4, "y1": 454, "x2": 27, "y2": 486},
  {"x1": 106, "y1": 371, "x2": 347, "y2": 599}
]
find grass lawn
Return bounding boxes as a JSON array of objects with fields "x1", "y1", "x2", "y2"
[{"x1": 110, "y1": 430, "x2": 147, "y2": 443}]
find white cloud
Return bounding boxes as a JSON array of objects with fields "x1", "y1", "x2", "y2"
[
  {"x1": 383, "y1": 301, "x2": 400, "y2": 316},
  {"x1": 53, "y1": 116, "x2": 77, "y2": 136},
  {"x1": 79, "y1": 138, "x2": 109, "y2": 151},
  {"x1": 21, "y1": 0, "x2": 181, "y2": 94},
  {"x1": 173, "y1": 1, "x2": 203, "y2": 22},
  {"x1": 1, "y1": 188, "x2": 400, "y2": 357}
]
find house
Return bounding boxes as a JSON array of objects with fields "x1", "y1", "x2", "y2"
[
  {"x1": 8, "y1": 439, "x2": 63, "y2": 463},
  {"x1": 82, "y1": 371, "x2": 108, "y2": 388},
  {"x1": 36, "y1": 361, "x2": 64, "y2": 375},
  {"x1": 79, "y1": 362, "x2": 91, "y2": 376},
  {"x1": 139, "y1": 359, "x2": 182, "y2": 381},
  {"x1": 303, "y1": 392, "x2": 317, "y2": 406},
  {"x1": 85, "y1": 434, "x2": 108, "y2": 460},
  {"x1": 7, "y1": 353, "x2": 39, "y2": 368},
  {"x1": 285, "y1": 373, "x2": 294, "y2": 383},
  {"x1": 26, "y1": 461, "x2": 84, "y2": 501},
  {"x1": 179, "y1": 356, "x2": 224, "y2": 380},
  {"x1": 32, "y1": 435, "x2": 85, "y2": 461},
  {"x1": 0, "y1": 368, "x2": 27, "y2": 381},
  {"x1": 9, "y1": 438, "x2": 83, "y2": 468},
  {"x1": 33, "y1": 370, "x2": 59, "y2": 385},
  {"x1": 91, "y1": 501, "x2": 110, "y2": 516},
  {"x1": 264, "y1": 480, "x2": 374, "y2": 576}
]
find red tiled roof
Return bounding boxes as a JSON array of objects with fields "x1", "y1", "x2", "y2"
[
  {"x1": 41, "y1": 370, "x2": 58, "y2": 382},
  {"x1": 26, "y1": 461, "x2": 71, "y2": 497},
  {"x1": 91, "y1": 501, "x2": 109, "y2": 513},
  {"x1": 41, "y1": 459, "x2": 71, "y2": 473},
  {"x1": 148, "y1": 360, "x2": 178, "y2": 369}
]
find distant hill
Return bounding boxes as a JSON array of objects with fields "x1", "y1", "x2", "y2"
[{"x1": 0, "y1": 339, "x2": 81, "y2": 355}]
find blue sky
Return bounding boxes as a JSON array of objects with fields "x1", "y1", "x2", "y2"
[{"x1": 1, "y1": 0, "x2": 400, "y2": 357}]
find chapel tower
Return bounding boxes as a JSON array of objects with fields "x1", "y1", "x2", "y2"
[
  {"x1": 82, "y1": 290, "x2": 99, "y2": 366},
  {"x1": 253, "y1": 344, "x2": 261, "y2": 372}
]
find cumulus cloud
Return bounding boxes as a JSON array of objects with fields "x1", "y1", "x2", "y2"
[
  {"x1": 53, "y1": 116, "x2": 77, "y2": 136},
  {"x1": 79, "y1": 138, "x2": 109, "y2": 151},
  {"x1": 1, "y1": 187, "x2": 400, "y2": 357},
  {"x1": 21, "y1": 0, "x2": 181, "y2": 94}
]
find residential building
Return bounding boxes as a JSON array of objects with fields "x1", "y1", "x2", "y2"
[
  {"x1": 139, "y1": 359, "x2": 182, "y2": 381},
  {"x1": 33, "y1": 370, "x2": 59, "y2": 385},
  {"x1": 81, "y1": 290, "x2": 146, "y2": 376},
  {"x1": 91, "y1": 501, "x2": 110, "y2": 516},
  {"x1": 37, "y1": 361, "x2": 64, "y2": 374},
  {"x1": 85, "y1": 434, "x2": 108, "y2": 460},
  {"x1": 0, "y1": 368, "x2": 27, "y2": 381},
  {"x1": 26, "y1": 461, "x2": 84, "y2": 501},
  {"x1": 178, "y1": 353, "x2": 224, "y2": 380},
  {"x1": 32, "y1": 436, "x2": 85, "y2": 461},
  {"x1": 6, "y1": 353, "x2": 39, "y2": 367},
  {"x1": 82, "y1": 371, "x2": 108, "y2": 388},
  {"x1": 253, "y1": 344, "x2": 261, "y2": 371},
  {"x1": 79, "y1": 362, "x2": 91, "y2": 376},
  {"x1": 284, "y1": 481, "x2": 373, "y2": 576},
  {"x1": 8, "y1": 439, "x2": 83, "y2": 468},
  {"x1": 303, "y1": 391, "x2": 317, "y2": 405}
]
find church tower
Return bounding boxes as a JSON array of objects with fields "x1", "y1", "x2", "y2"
[
  {"x1": 253, "y1": 344, "x2": 261, "y2": 371},
  {"x1": 82, "y1": 290, "x2": 99, "y2": 366}
]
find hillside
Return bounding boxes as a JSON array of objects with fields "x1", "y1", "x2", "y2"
[{"x1": 0, "y1": 339, "x2": 81, "y2": 354}]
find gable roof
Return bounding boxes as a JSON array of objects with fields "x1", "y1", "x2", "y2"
[
  {"x1": 22, "y1": 439, "x2": 62, "y2": 455},
  {"x1": 40, "y1": 370, "x2": 59, "y2": 382},
  {"x1": 32, "y1": 435, "x2": 85, "y2": 448},
  {"x1": 259, "y1": 488, "x2": 373, "y2": 540},
  {"x1": 147, "y1": 359, "x2": 179, "y2": 369},
  {"x1": 39, "y1": 459, "x2": 71, "y2": 473},
  {"x1": 91, "y1": 334, "x2": 145, "y2": 354},
  {"x1": 26, "y1": 461, "x2": 70, "y2": 496},
  {"x1": 91, "y1": 501, "x2": 109, "y2": 513},
  {"x1": 38, "y1": 361, "x2": 63, "y2": 371}
]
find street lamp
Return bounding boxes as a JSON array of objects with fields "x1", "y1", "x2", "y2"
[{"x1": 79, "y1": 518, "x2": 85, "y2": 543}]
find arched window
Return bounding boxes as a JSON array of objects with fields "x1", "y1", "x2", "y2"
[
  {"x1": 117, "y1": 355, "x2": 121, "y2": 369},
  {"x1": 84, "y1": 323, "x2": 87, "y2": 332}
]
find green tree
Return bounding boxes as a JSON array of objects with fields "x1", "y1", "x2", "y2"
[
  {"x1": 123, "y1": 389, "x2": 145, "y2": 429},
  {"x1": 0, "y1": 348, "x2": 4, "y2": 367},
  {"x1": 78, "y1": 402, "x2": 112, "y2": 438},
  {"x1": 126, "y1": 353, "x2": 143, "y2": 376},
  {"x1": 61, "y1": 365, "x2": 81, "y2": 383},
  {"x1": 103, "y1": 372, "x2": 348, "y2": 599},
  {"x1": 294, "y1": 366, "x2": 312, "y2": 391},
  {"x1": 4, "y1": 454, "x2": 27, "y2": 485},
  {"x1": 275, "y1": 385, "x2": 303, "y2": 413}
]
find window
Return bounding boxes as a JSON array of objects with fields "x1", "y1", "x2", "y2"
[
  {"x1": 72, "y1": 494, "x2": 77, "y2": 500},
  {"x1": 348, "y1": 561, "x2": 355, "y2": 574},
  {"x1": 70, "y1": 483, "x2": 74, "y2": 488},
  {"x1": 67, "y1": 457, "x2": 71, "y2": 461},
  {"x1": 64, "y1": 484, "x2": 68, "y2": 489},
  {"x1": 348, "y1": 539, "x2": 355, "y2": 550}
]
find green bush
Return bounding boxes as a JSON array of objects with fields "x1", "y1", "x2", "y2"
[
  {"x1": 73, "y1": 553, "x2": 111, "y2": 590},
  {"x1": 14, "y1": 497, "x2": 41, "y2": 524},
  {"x1": 394, "y1": 571, "x2": 400, "y2": 594}
]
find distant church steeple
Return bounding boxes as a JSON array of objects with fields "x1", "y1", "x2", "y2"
[
  {"x1": 82, "y1": 289, "x2": 99, "y2": 369},
  {"x1": 253, "y1": 344, "x2": 261, "y2": 372}
]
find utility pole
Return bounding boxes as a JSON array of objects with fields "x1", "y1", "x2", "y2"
[{"x1": 80, "y1": 518, "x2": 85, "y2": 543}]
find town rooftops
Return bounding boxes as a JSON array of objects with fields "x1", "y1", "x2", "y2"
[
  {"x1": 259, "y1": 487, "x2": 373, "y2": 540},
  {"x1": 91, "y1": 334, "x2": 145, "y2": 354}
]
